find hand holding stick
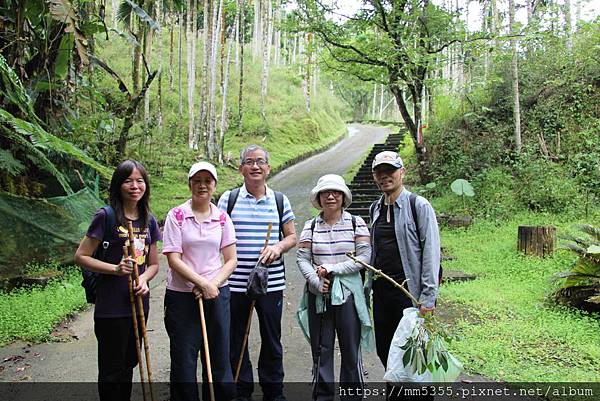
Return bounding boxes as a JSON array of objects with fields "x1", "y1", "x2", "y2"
[
  {"x1": 345, "y1": 251, "x2": 421, "y2": 307},
  {"x1": 234, "y1": 222, "x2": 273, "y2": 383},
  {"x1": 127, "y1": 221, "x2": 155, "y2": 401},
  {"x1": 123, "y1": 246, "x2": 147, "y2": 401}
]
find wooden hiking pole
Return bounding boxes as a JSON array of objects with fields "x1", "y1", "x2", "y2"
[
  {"x1": 127, "y1": 221, "x2": 155, "y2": 401},
  {"x1": 345, "y1": 252, "x2": 421, "y2": 306},
  {"x1": 198, "y1": 297, "x2": 215, "y2": 401},
  {"x1": 234, "y1": 222, "x2": 272, "y2": 382},
  {"x1": 123, "y1": 246, "x2": 148, "y2": 401}
]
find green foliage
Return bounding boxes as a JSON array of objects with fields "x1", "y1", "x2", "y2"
[
  {"x1": 0, "y1": 266, "x2": 87, "y2": 346},
  {"x1": 513, "y1": 159, "x2": 583, "y2": 215},
  {"x1": 553, "y1": 225, "x2": 600, "y2": 311},
  {"x1": 471, "y1": 168, "x2": 519, "y2": 221},
  {"x1": 440, "y1": 214, "x2": 600, "y2": 383}
]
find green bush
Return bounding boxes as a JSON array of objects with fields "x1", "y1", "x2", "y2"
[
  {"x1": 472, "y1": 167, "x2": 519, "y2": 221},
  {"x1": 513, "y1": 159, "x2": 583, "y2": 215}
]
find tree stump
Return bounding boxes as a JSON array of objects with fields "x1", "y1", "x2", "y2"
[{"x1": 517, "y1": 226, "x2": 556, "y2": 257}]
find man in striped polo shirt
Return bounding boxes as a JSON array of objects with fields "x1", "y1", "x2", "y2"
[{"x1": 218, "y1": 144, "x2": 297, "y2": 401}]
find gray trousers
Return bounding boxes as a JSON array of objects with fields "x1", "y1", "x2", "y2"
[{"x1": 307, "y1": 292, "x2": 364, "y2": 401}]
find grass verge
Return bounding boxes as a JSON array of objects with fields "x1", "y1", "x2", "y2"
[
  {"x1": 439, "y1": 212, "x2": 600, "y2": 383},
  {"x1": 0, "y1": 267, "x2": 87, "y2": 346}
]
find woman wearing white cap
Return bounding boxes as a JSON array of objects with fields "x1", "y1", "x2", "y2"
[
  {"x1": 296, "y1": 174, "x2": 374, "y2": 401},
  {"x1": 162, "y1": 161, "x2": 238, "y2": 401}
]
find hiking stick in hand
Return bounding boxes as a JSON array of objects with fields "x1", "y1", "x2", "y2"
[
  {"x1": 234, "y1": 222, "x2": 273, "y2": 383},
  {"x1": 198, "y1": 297, "x2": 215, "y2": 401},
  {"x1": 346, "y1": 251, "x2": 421, "y2": 306},
  {"x1": 123, "y1": 246, "x2": 147, "y2": 401},
  {"x1": 127, "y1": 221, "x2": 155, "y2": 401}
]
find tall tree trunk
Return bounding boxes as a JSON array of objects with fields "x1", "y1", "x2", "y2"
[
  {"x1": 133, "y1": 17, "x2": 143, "y2": 94},
  {"x1": 112, "y1": 0, "x2": 119, "y2": 27},
  {"x1": 259, "y1": 0, "x2": 271, "y2": 118},
  {"x1": 143, "y1": 27, "x2": 154, "y2": 132},
  {"x1": 186, "y1": 0, "x2": 196, "y2": 148},
  {"x1": 199, "y1": 0, "x2": 210, "y2": 148},
  {"x1": 371, "y1": 83, "x2": 377, "y2": 119},
  {"x1": 491, "y1": 0, "x2": 500, "y2": 49},
  {"x1": 155, "y1": 0, "x2": 164, "y2": 135},
  {"x1": 168, "y1": 12, "x2": 175, "y2": 90},
  {"x1": 178, "y1": 11, "x2": 183, "y2": 118},
  {"x1": 378, "y1": 83, "x2": 384, "y2": 120},
  {"x1": 509, "y1": 0, "x2": 522, "y2": 153},
  {"x1": 252, "y1": 0, "x2": 261, "y2": 61},
  {"x1": 238, "y1": 0, "x2": 245, "y2": 133},
  {"x1": 220, "y1": 0, "x2": 226, "y2": 89},
  {"x1": 302, "y1": 33, "x2": 312, "y2": 113},
  {"x1": 220, "y1": 25, "x2": 235, "y2": 163},
  {"x1": 207, "y1": 0, "x2": 223, "y2": 159},
  {"x1": 564, "y1": 0, "x2": 572, "y2": 50}
]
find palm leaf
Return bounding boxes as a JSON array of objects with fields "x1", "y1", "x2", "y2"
[
  {"x1": 0, "y1": 109, "x2": 111, "y2": 184},
  {"x1": 0, "y1": 149, "x2": 26, "y2": 175},
  {"x1": 0, "y1": 55, "x2": 39, "y2": 122},
  {"x1": 577, "y1": 224, "x2": 600, "y2": 242},
  {"x1": 124, "y1": 0, "x2": 160, "y2": 31},
  {"x1": 48, "y1": 0, "x2": 89, "y2": 65},
  {"x1": 0, "y1": 123, "x2": 73, "y2": 194}
]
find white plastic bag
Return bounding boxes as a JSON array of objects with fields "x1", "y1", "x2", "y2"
[{"x1": 383, "y1": 307, "x2": 433, "y2": 382}]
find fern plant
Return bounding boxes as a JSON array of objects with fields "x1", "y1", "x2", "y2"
[{"x1": 554, "y1": 225, "x2": 600, "y2": 312}]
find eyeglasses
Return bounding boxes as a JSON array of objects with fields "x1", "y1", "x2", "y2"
[
  {"x1": 320, "y1": 190, "x2": 343, "y2": 198},
  {"x1": 242, "y1": 158, "x2": 268, "y2": 166}
]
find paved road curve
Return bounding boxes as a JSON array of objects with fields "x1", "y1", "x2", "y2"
[{"x1": 0, "y1": 124, "x2": 390, "y2": 394}]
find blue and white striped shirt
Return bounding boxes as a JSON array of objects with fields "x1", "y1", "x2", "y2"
[{"x1": 218, "y1": 185, "x2": 295, "y2": 293}]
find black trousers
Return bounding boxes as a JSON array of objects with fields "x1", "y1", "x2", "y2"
[
  {"x1": 373, "y1": 280, "x2": 433, "y2": 401},
  {"x1": 230, "y1": 291, "x2": 284, "y2": 400},
  {"x1": 164, "y1": 288, "x2": 235, "y2": 401},
  {"x1": 94, "y1": 317, "x2": 144, "y2": 401}
]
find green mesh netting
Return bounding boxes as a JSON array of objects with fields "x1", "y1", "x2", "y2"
[{"x1": 0, "y1": 187, "x2": 103, "y2": 275}]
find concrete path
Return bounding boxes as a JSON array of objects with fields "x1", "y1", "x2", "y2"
[{"x1": 0, "y1": 124, "x2": 390, "y2": 390}]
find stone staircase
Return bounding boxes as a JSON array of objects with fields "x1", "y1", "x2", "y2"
[{"x1": 346, "y1": 133, "x2": 404, "y2": 222}]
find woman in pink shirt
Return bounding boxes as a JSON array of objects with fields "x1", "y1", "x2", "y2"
[{"x1": 162, "y1": 161, "x2": 237, "y2": 401}]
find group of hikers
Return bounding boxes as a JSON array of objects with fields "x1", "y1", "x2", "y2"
[{"x1": 74, "y1": 144, "x2": 441, "y2": 401}]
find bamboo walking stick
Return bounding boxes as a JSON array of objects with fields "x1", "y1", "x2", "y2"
[
  {"x1": 345, "y1": 252, "x2": 421, "y2": 306},
  {"x1": 123, "y1": 246, "x2": 148, "y2": 401},
  {"x1": 127, "y1": 221, "x2": 155, "y2": 401},
  {"x1": 198, "y1": 297, "x2": 215, "y2": 401},
  {"x1": 234, "y1": 222, "x2": 272, "y2": 383}
]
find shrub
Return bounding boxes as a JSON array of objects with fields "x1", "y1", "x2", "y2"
[
  {"x1": 472, "y1": 167, "x2": 519, "y2": 221},
  {"x1": 513, "y1": 159, "x2": 583, "y2": 215}
]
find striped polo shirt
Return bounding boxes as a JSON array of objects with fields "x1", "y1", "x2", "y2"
[
  {"x1": 218, "y1": 185, "x2": 295, "y2": 293},
  {"x1": 299, "y1": 211, "x2": 370, "y2": 266}
]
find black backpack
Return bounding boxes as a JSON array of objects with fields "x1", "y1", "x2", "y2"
[{"x1": 81, "y1": 205, "x2": 116, "y2": 303}]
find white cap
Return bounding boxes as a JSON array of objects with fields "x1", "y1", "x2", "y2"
[
  {"x1": 309, "y1": 174, "x2": 352, "y2": 210},
  {"x1": 188, "y1": 161, "x2": 218, "y2": 181},
  {"x1": 372, "y1": 151, "x2": 404, "y2": 170}
]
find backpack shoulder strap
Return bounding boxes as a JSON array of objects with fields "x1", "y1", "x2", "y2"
[
  {"x1": 274, "y1": 191, "x2": 285, "y2": 240},
  {"x1": 409, "y1": 192, "x2": 421, "y2": 243},
  {"x1": 101, "y1": 205, "x2": 116, "y2": 243},
  {"x1": 369, "y1": 196, "x2": 383, "y2": 225},
  {"x1": 310, "y1": 217, "x2": 316, "y2": 235},
  {"x1": 94, "y1": 205, "x2": 115, "y2": 261},
  {"x1": 351, "y1": 214, "x2": 357, "y2": 234},
  {"x1": 227, "y1": 188, "x2": 241, "y2": 216}
]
